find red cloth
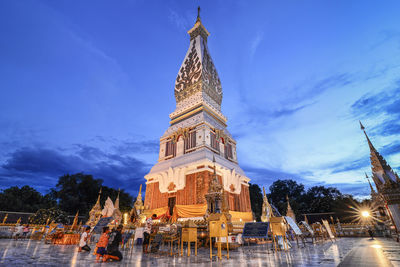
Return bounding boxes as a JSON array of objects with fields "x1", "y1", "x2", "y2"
[{"x1": 97, "y1": 233, "x2": 109, "y2": 247}]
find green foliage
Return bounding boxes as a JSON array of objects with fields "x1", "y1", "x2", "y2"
[
  {"x1": 265, "y1": 179, "x2": 360, "y2": 222},
  {"x1": 28, "y1": 207, "x2": 69, "y2": 225},
  {"x1": 249, "y1": 183, "x2": 263, "y2": 221},
  {"x1": 268, "y1": 179, "x2": 306, "y2": 218},
  {"x1": 54, "y1": 173, "x2": 133, "y2": 216},
  {"x1": 0, "y1": 186, "x2": 56, "y2": 212}
]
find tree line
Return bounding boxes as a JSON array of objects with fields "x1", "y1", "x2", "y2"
[
  {"x1": 0, "y1": 173, "x2": 133, "y2": 220},
  {"x1": 249, "y1": 179, "x2": 367, "y2": 223},
  {"x1": 0, "y1": 173, "x2": 365, "y2": 223}
]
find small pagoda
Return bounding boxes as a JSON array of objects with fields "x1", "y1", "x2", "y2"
[{"x1": 86, "y1": 188, "x2": 103, "y2": 227}]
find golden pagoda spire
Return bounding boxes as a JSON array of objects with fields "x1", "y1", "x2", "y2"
[
  {"x1": 71, "y1": 211, "x2": 79, "y2": 229},
  {"x1": 360, "y1": 121, "x2": 400, "y2": 189},
  {"x1": 365, "y1": 172, "x2": 376, "y2": 194},
  {"x1": 286, "y1": 195, "x2": 296, "y2": 222},
  {"x1": 94, "y1": 187, "x2": 102, "y2": 208},
  {"x1": 114, "y1": 188, "x2": 120, "y2": 209}
]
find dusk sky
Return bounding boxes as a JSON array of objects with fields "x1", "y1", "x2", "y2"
[{"x1": 1, "y1": 0, "x2": 400, "y2": 198}]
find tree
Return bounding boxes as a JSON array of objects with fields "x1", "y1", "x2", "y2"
[
  {"x1": 0, "y1": 186, "x2": 56, "y2": 212},
  {"x1": 54, "y1": 173, "x2": 133, "y2": 217},
  {"x1": 268, "y1": 179, "x2": 306, "y2": 218},
  {"x1": 303, "y1": 186, "x2": 342, "y2": 214},
  {"x1": 28, "y1": 207, "x2": 69, "y2": 225},
  {"x1": 249, "y1": 183, "x2": 263, "y2": 221}
]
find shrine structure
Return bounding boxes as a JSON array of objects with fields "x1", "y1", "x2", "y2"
[
  {"x1": 360, "y1": 122, "x2": 400, "y2": 233},
  {"x1": 144, "y1": 9, "x2": 252, "y2": 222}
]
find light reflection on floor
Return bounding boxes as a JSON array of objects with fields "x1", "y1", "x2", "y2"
[{"x1": 0, "y1": 238, "x2": 397, "y2": 266}]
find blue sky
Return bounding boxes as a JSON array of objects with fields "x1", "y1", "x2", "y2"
[{"x1": 1, "y1": 0, "x2": 400, "y2": 198}]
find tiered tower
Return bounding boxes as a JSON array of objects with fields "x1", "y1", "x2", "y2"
[
  {"x1": 286, "y1": 195, "x2": 296, "y2": 222},
  {"x1": 144, "y1": 9, "x2": 252, "y2": 221},
  {"x1": 360, "y1": 122, "x2": 400, "y2": 232},
  {"x1": 86, "y1": 188, "x2": 103, "y2": 227}
]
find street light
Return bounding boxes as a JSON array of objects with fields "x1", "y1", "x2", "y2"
[{"x1": 361, "y1": 211, "x2": 370, "y2": 218}]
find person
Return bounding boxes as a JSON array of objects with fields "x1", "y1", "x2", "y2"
[
  {"x1": 78, "y1": 226, "x2": 91, "y2": 252},
  {"x1": 368, "y1": 228, "x2": 374, "y2": 240},
  {"x1": 103, "y1": 225, "x2": 123, "y2": 262},
  {"x1": 95, "y1": 227, "x2": 110, "y2": 261},
  {"x1": 14, "y1": 224, "x2": 24, "y2": 240},
  {"x1": 23, "y1": 225, "x2": 30, "y2": 239},
  {"x1": 143, "y1": 214, "x2": 157, "y2": 253}
]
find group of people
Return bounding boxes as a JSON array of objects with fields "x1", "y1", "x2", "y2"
[
  {"x1": 78, "y1": 224, "x2": 124, "y2": 262},
  {"x1": 13, "y1": 224, "x2": 30, "y2": 240},
  {"x1": 78, "y1": 213, "x2": 158, "y2": 262}
]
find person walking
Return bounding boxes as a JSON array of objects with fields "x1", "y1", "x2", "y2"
[{"x1": 78, "y1": 226, "x2": 91, "y2": 252}]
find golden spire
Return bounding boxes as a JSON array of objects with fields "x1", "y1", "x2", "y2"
[
  {"x1": 72, "y1": 211, "x2": 79, "y2": 229},
  {"x1": 360, "y1": 121, "x2": 400, "y2": 188},
  {"x1": 114, "y1": 188, "x2": 120, "y2": 209},
  {"x1": 137, "y1": 184, "x2": 142, "y2": 201},
  {"x1": 95, "y1": 187, "x2": 102, "y2": 206},
  {"x1": 286, "y1": 195, "x2": 296, "y2": 222},
  {"x1": 365, "y1": 172, "x2": 376, "y2": 194}
]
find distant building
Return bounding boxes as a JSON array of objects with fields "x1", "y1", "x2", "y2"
[
  {"x1": 360, "y1": 122, "x2": 400, "y2": 234},
  {"x1": 144, "y1": 9, "x2": 252, "y2": 221}
]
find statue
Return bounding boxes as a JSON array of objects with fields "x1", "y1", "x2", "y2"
[
  {"x1": 131, "y1": 184, "x2": 145, "y2": 225},
  {"x1": 204, "y1": 156, "x2": 223, "y2": 219},
  {"x1": 102, "y1": 197, "x2": 115, "y2": 217}
]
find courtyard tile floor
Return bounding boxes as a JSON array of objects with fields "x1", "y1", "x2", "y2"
[{"x1": 0, "y1": 237, "x2": 399, "y2": 266}]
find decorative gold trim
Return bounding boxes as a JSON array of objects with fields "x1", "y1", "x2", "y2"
[{"x1": 169, "y1": 104, "x2": 227, "y2": 127}]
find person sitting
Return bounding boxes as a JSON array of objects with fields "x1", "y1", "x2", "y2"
[
  {"x1": 143, "y1": 214, "x2": 157, "y2": 253},
  {"x1": 103, "y1": 225, "x2": 123, "y2": 262},
  {"x1": 95, "y1": 226, "x2": 110, "y2": 260},
  {"x1": 78, "y1": 226, "x2": 91, "y2": 252}
]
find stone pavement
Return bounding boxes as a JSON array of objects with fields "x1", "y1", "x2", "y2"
[{"x1": 0, "y1": 237, "x2": 398, "y2": 266}]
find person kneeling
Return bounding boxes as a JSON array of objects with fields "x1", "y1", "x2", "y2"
[
  {"x1": 96, "y1": 226, "x2": 110, "y2": 260},
  {"x1": 103, "y1": 225, "x2": 123, "y2": 262},
  {"x1": 78, "y1": 226, "x2": 91, "y2": 252}
]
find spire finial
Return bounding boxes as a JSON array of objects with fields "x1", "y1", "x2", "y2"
[
  {"x1": 359, "y1": 120, "x2": 365, "y2": 131},
  {"x1": 197, "y1": 6, "x2": 201, "y2": 21},
  {"x1": 365, "y1": 172, "x2": 376, "y2": 193}
]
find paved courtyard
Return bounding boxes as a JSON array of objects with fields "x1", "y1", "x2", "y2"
[{"x1": 0, "y1": 237, "x2": 399, "y2": 266}]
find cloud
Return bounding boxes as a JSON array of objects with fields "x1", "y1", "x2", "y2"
[
  {"x1": 381, "y1": 141, "x2": 400, "y2": 157},
  {"x1": 249, "y1": 31, "x2": 264, "y2": 59},
  {"x1": 113, "y1": 139, "x2": 159, "y2": 154},
  {"x1": 168, "y1": 9, "x2": 190, "y2": 31},
  {"x1": 351, "y1": 81, "x2": 400, "y2": 124},
  {"x1": 322, "y1": 182, "x2": 371, "y2": 198},
  {"x1": 0, "y1": 142, "x2": 152, "y2": 195},
  {"x1": 329, "y1": 157, "x2": 370, "y2": 174},
  {"x1": 236, "y1": 72, "x2": 353, "y2": 129},
  {"x1": 242, "y1": 165, "x2": 311, "y2": 187}
]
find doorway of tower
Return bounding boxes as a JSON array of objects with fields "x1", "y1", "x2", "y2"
[{"x1": 168, "y1": 197, "x2": 176, "y2": 216}]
